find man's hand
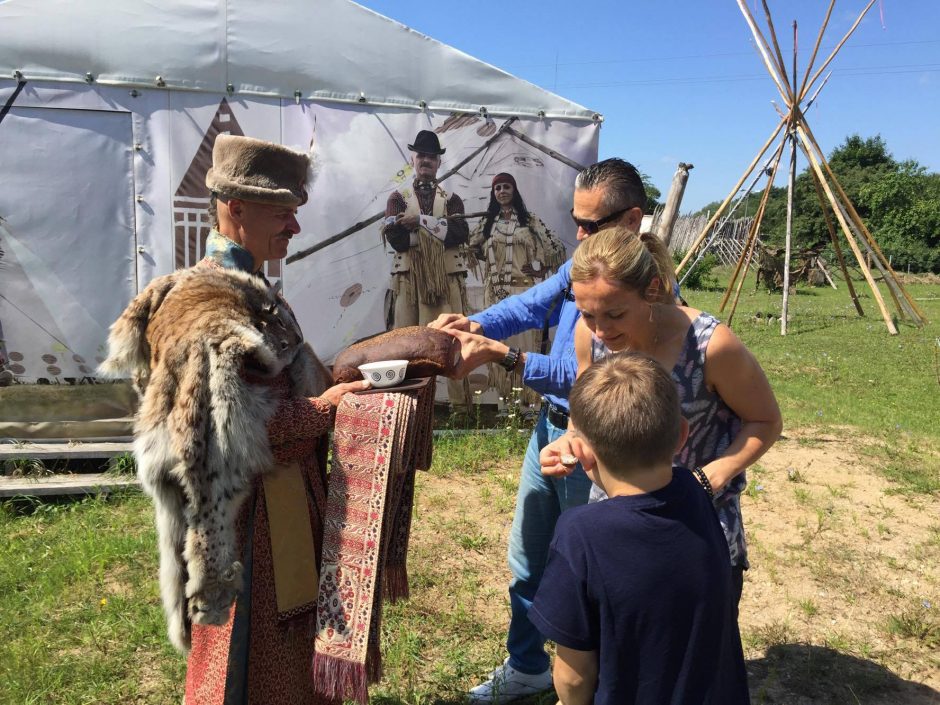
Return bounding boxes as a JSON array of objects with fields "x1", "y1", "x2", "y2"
[
  {"x1": 397, "y1": 213, "x2": 420, "y2": 231},
  {"x1": 444, "y1": 328, "x2": 507, "y2": 379},
  {"x1": 540, "y1": 431, "x2": 596, "y2": 477},
  {"x1": 320, "y1": 379, "x2": 370, "y2": 407},
  {"x1": 427, "y1": 313, "x2": 483, "y2": 334}
]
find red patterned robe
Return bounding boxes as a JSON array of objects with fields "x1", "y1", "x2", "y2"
[{"x1": 183, "y1": 240, "x2": 338, "y2": 705}]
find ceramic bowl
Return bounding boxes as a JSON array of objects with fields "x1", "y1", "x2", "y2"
[{"x1": 357, "y1": 359, "x2": 408, "y2": 388}]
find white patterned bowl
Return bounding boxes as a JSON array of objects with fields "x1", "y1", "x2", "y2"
[{"x1": 357, "y1": 360, "x2": 408, "y2": 388}]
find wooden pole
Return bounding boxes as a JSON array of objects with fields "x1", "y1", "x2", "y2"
[
  {"x1": 657, "y1": 162, "x2": 693, "y2": 247},
  {"x1": 725, "y1": 137, "x2": 787, "y2": 322},
  {"x1": 781, "y1": 132, "x2": 797, "y2": 335},
  {"x1": 504, "y1": 126, "x2": 586, "y2": 172},
  {"x1": 675, "y1": 116, "x2": 787, "y2": 274},
  {"x1": 795, "y1": 125, "x2": 898, "y2": 334},
  {"x1": 287, "y1": 117, "x2": 518, "y2": 264},
  {"x1": 720, "y1": 135, "x2": 787, "y2": 313},
  {"x1": 800, "y1": 0, "x2": 878, "y2": 103},
  {"x1": 780, "y1": 19, "x2": 798, "y2": 336},
  {"x1": 808, "y1": 166, "x2": 865, "y2": 315},
  {"x1": 800, "y1": 121, "x2": 927, "y2": 323},
  {"x1": 760, "y1": 0, "x2": 796, "y2": 104},
  {"x1": 726, "y1": 223, "x2": 762, "y2": 327},
  {"x1": 798, "y1": 0, "x2": 836, "y2": 99},
  {"x1": 736, "y1": 0, "x2": 791, "y2": 103},
  {"x1": 837, "y1": 202, "x2": 909, "y2": 320},
  {"x1": 815, "y1": 256, "x2": 837, "y2": 289}
]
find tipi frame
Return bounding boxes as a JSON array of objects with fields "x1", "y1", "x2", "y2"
[{"x1": 675, "y1": 0, "x2": 927, "y2": 335}]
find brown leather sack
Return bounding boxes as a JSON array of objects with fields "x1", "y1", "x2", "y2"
[{"x1": 332, "y1": 326, "x2": 461, "y2": 383}]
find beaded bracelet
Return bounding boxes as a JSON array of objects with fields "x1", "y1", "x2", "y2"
[{"x1": 692, "y1": 466, "x2": 715, "y2": 500}]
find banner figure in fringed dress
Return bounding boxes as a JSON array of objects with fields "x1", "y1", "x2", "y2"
[
  {"x1": 468, "y1": 173, "x2": 566, "y2": 407},
  {"x1": 100, "y1": 134, "x2": 369, "y2": 705}
]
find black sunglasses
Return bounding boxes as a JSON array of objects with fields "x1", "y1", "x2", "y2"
[{"x1": 569, "y1": 206, "x2": 632, "y2": 235}]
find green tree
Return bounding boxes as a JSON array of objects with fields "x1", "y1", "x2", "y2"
[
  {"x1": 641, "y1": 172, "x2": 662, "y2": 212},
  {"x1": 756, "y1": 134, "x2": 939, "y2": 272}
]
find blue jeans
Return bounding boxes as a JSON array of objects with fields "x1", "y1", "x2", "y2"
[{"x1": 506, "y1": 407, "x2": 593, "y2": 674}]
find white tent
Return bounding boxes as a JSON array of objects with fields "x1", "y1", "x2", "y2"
[{"x1": 0, "y1": 0, "x2": 600, "y2": 395}]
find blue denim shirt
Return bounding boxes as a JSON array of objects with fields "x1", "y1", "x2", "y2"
[{"x1": 469, "y1": 260, "x2": 580, "y2": 411}]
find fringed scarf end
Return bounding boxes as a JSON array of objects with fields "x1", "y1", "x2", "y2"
[{"x1": 312, "y1": 653, "x2": 369, "y2": 705}]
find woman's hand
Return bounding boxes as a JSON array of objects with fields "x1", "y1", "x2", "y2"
[
  {"x1": 540, "y1": 431, "x2": 595, "y2": 477},
  {"x1": 320, "y1": 379, "x2": 370, "y2": 407}
]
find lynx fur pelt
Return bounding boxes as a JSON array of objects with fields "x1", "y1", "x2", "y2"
[{"x1": 100, "y1": 267, "x2": 329, "y2": 652}]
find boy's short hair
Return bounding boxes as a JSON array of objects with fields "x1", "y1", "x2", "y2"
[{"x1": 569, "y1": 352, "x2": 681, "y2": 476}]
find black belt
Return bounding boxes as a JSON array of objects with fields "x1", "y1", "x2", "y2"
[{"x1": 545, "y1": 402, "x2": 569, "y2": 429}]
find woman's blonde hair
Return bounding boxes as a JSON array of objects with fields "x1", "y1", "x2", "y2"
[{"x1": 570, "y1": 227, "x2": 677, "y2": 303}]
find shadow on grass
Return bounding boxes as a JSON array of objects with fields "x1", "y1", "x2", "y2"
[
  {"x1": 371, "y1": 693, "x2": 557, "y2": 705},
  {"x1": 748, "y1": 643, "x2": 939, "y2": 705}
]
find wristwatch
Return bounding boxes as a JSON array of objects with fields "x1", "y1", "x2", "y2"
[{"x1": 499, "y1": 346, "x2": 521, "y2": 372}]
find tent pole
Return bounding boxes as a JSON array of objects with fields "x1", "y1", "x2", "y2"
[
  {"x1": 504, "y1": 126, "x2": 585, "y2": 172},
  {"x1": 808, "y1": 166, "x2": 864, "y2": 316},
  {"x1": 780, "y1": 19, "x2": 799, "y2": 336},
  {"x1": 720, "y1": 135, "x2": 787, "y2": 313},
  {"x1": 799, "y1": 0, "x2": 836, "y2": 99},
  {"x1": 800, "y1": 0, "x2": 878, "y2": 103},
  {"x1": 736, "y1": 0, "x2": 791, "y2": 103},
  {"x1": 800, "y1": 121, "x2": 927, "y2": 323},
  {"x1": 796, "y1": 125, "x2": 897, "y2": 334},
  {"x1": 675, "y1": 116, "x2": 786, "y2": 275},
  {"x1": 726, "y1": 213, "x2": 765, "y2": 327},
  {"x1": 780, "y1": 132, "x2": 796, "y2": 335},
  {"x1": 760, "y1": 0, "x2": 796, "y2": 104},
  {"x1": 836, "y1": 202, "x2": 912, "y2": 321}
]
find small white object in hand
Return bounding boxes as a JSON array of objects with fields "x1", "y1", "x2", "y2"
[{"x1": 560, "y1": 454, "x2": 578, "y2": 466}]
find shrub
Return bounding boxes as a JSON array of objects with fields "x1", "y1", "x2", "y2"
[{"x1": 674, "y1": 249, "x2": 720, "y2": 290}]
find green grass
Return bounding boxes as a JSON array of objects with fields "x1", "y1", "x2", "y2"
[
  {"x1": 2, "y1": 280, "x2": 938, "y2": 704},
  {"x1": 0, "y1": 491, "x2": 185, "y2": 705},
  {"x1": 684, "y1": 276, "x2": 940, "y2": 439},
  {"x1": 686, "y1": 275, "x2": 940, "y2": 496}
]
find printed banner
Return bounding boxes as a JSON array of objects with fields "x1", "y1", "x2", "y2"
[{"x1": 0, "y1": 84, "x2": 598, "y2": 392}]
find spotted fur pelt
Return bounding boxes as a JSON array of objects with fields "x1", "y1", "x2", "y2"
[{"x1": 100, "y1": 267, "x2": 329, "y2": 652}]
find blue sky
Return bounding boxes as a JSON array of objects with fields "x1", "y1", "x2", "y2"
[{"x1": 356, "y1": 0, "x2": 940, "y2": 212}]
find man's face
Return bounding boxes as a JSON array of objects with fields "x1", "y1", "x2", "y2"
[
  {"x1": 413, "y1": 152, "x2": 441, "y2": 181},
  {"x1": 571, "y1": 187, "x2": 644, "y2": 241},
  {"x1": 237, "y1": 200, "x2": 301, "y2": 264}
]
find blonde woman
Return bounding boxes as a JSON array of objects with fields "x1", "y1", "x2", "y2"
[{"x1": 541, "y1": 226, "x2": 782, "y2": 609}]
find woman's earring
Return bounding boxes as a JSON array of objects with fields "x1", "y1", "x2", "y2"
[{"x1": 648, "y1": 304, "x2": 654, "y2": 324}]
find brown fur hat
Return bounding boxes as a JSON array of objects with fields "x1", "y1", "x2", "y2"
[{"x1": 206, "y1": 135, "x2": 310, "y2": 206}]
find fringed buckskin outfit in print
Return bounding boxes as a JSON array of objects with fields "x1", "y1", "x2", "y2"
[{"x1": 469, "y1": 211, "x2": 565, "y2": 406}]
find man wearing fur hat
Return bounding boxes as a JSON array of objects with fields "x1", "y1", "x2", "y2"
[
  {"x1": 383, "y1": 129, "x2": 470, "y2": 408},
  {"x1": 104, "y1": 134, "x2": 366, "y2": 705}
]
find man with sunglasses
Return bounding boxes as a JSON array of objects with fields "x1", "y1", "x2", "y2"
[{"x1": 429, "y1": 158, "x2": 646, "y2": 703}]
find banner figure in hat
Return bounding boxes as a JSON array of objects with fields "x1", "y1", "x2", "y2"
[
  {"x1": 101, "y1": 134, "x2": 368, "y2": 705},
  {"x1": 382, "y1": 129, "x2": 471, "y2": 409}
]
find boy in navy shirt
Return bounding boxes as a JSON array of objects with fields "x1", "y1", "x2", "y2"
[{"x1": 531, "y1": 352, "x2": 750, "y2": 705}]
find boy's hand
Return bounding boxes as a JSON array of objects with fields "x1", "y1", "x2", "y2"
[{"x1": 540, "y1": 432, "x2": 595, "y2": 477}]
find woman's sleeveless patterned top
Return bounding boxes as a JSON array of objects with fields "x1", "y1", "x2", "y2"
[{"x1": 590, "y1": 312, "x2": 748, "y2": 568}]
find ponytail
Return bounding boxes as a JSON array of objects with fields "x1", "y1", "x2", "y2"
[{"x1": 571, "y1": 226, "x2": 676, "y2": 304}]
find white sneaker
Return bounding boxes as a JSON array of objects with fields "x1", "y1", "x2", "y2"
[{"x1": 467, "y1": 658, "x2": 553, "y2": 703}]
